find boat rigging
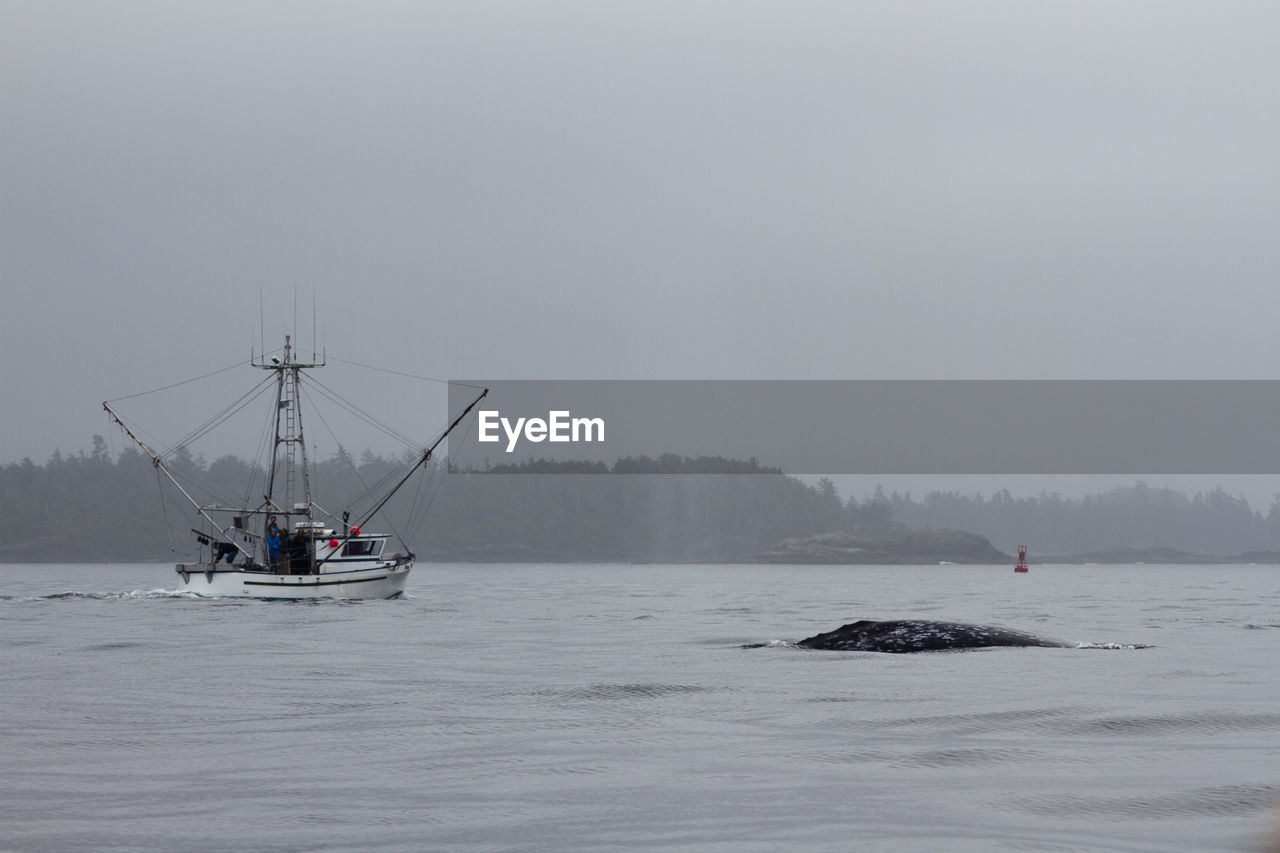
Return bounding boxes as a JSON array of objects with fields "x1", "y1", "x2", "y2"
[{"x1": 104, "y1": 335, "x2": 487, "y2": 599}]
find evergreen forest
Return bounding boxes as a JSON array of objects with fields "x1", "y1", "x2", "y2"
[{"x1": 4, "y1": 438, "x2": 1280, "y2": 563}]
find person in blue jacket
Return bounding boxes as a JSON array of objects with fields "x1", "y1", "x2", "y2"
[{"x1": 266, "y1": 516, "x2": 282, "y2": 570}]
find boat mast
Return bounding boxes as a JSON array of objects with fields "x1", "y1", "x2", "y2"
[{"x1": 259, "y1": 335, "x2": 322, "y2": 533}]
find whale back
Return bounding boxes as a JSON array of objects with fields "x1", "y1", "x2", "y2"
[{"x1": 796, "y1": 619, "x2": 1071, "y2": 653}]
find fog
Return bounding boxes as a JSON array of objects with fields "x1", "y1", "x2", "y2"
[{"x1": 4, "y1": 3, "x2": 1278, "y2": 502}]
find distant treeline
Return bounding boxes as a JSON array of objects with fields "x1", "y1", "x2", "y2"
[
  {"x1": 0, "y1": 442, "x2": 872, "y2": 562},
  {"x1": 481, "y1": 455, "x2": 786, "y2": 475},
  {"x1": 886, "y1": 483, "x2": 1280, "y2": 557},
  {"x1": 4, "y1": 440, "x2": 1279, "y2": 561}
]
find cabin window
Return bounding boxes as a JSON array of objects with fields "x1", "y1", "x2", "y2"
[{"x1": 341, "y1": 539, "x2": 380, "y2": 557}]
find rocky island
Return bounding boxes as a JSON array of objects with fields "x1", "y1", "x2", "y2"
[{"x1": 752, "y1": 529, "x2": 1009, "y2": 564}]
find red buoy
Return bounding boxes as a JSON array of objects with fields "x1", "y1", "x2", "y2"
[{"x1": 1015, "y1": 545, "x2": 1029, "y2": 573}]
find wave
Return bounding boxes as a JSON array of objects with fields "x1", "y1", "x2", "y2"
[
  {"x1": 541, "y1": 683, "x2": 717, "y2": 701},
  {"x1": 1074, "y1": 641, "x2": 1154, "y2": 650},
  {"x1": 1007, "y1": 783, "x2": 1280, "y2": 821},
  {"x1": 1064, "y1": 710, "x2": 1280, "y2": 737}
]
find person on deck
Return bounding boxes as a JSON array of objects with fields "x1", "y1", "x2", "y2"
[
  {"x1": 288, "y1": 529, "x2": 310, "y2": 574},
  {"x1": 266, "y1": 528, "x2": 281, "y2": 570}
]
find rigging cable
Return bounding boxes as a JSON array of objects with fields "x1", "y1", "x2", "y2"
[
  {"x1": 340, "y1": 387, "x2": 488, "y2": 550},
  {"x1": 160, "y1": 375, "x2": 277, "y2": 461},
  {"x1": 327, "y1": 355, "x2": 485, "y2": 390},
  {"x1": 295, "y1": 382, "x2": 407, "y2": 546},
  {"x1": 303, "y1": 374, "x2": 421, "y2": 450},
  {"x1": 403, "y1": 459, "x2": 432, "y2": 551},
  {"x1": 242, "y1": 386, "x2": 278, "y2": 511},
  {"x1": 299, "y1": 371, "x2": 455, "y2": 516},
  {"x1": 155, "y1": 465, "x2": 177, "y2": 553},
  {"x1": 296, "y1": 384, "x2": 376, "y2": 514},
  {"x1": 297, "y1": 380, "x2": 421, "y2": 518},
  {"x1": 403, "y1": 405, "x2": 483, "y2": 550},
  {"x1": 105, "y1": 358, "x2": 250, "y2": 403}
]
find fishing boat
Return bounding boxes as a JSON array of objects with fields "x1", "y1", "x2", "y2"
[{"x1": 104, "y1": 336, "x2": 486, "y2": 599}]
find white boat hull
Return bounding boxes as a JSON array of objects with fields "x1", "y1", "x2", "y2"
[{"x1": 176, "y1": 560, "x2": 412, "y2": 600}]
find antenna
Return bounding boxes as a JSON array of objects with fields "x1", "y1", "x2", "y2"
[{"x1": 259, "y1": 286, "x2": 264, "y2": 357}]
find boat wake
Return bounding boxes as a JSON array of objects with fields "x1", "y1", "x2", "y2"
[
  {"x1": 1, "y1": 588, "x2": 211, "y2": 603},
  {"x1": 0, "y1": 588, "x2": 392, "y2": 604}
]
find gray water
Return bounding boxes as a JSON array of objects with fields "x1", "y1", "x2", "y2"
[{"x1": 2, "y1": 562, "x2": 1278, "y2": 853}]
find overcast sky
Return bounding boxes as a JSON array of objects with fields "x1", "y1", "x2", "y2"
[{"x1": 3, "y1": 2, "x2": 1279, "y2": 491}]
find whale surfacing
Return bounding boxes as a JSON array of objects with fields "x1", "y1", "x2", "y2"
[{"x1": 796, "y1": 619, "x2": 1072, "y2": 653}]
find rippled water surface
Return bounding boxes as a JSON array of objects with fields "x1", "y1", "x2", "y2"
[{"x1": 2, "y1": 562, "x2": 1279, "y2": 852}]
